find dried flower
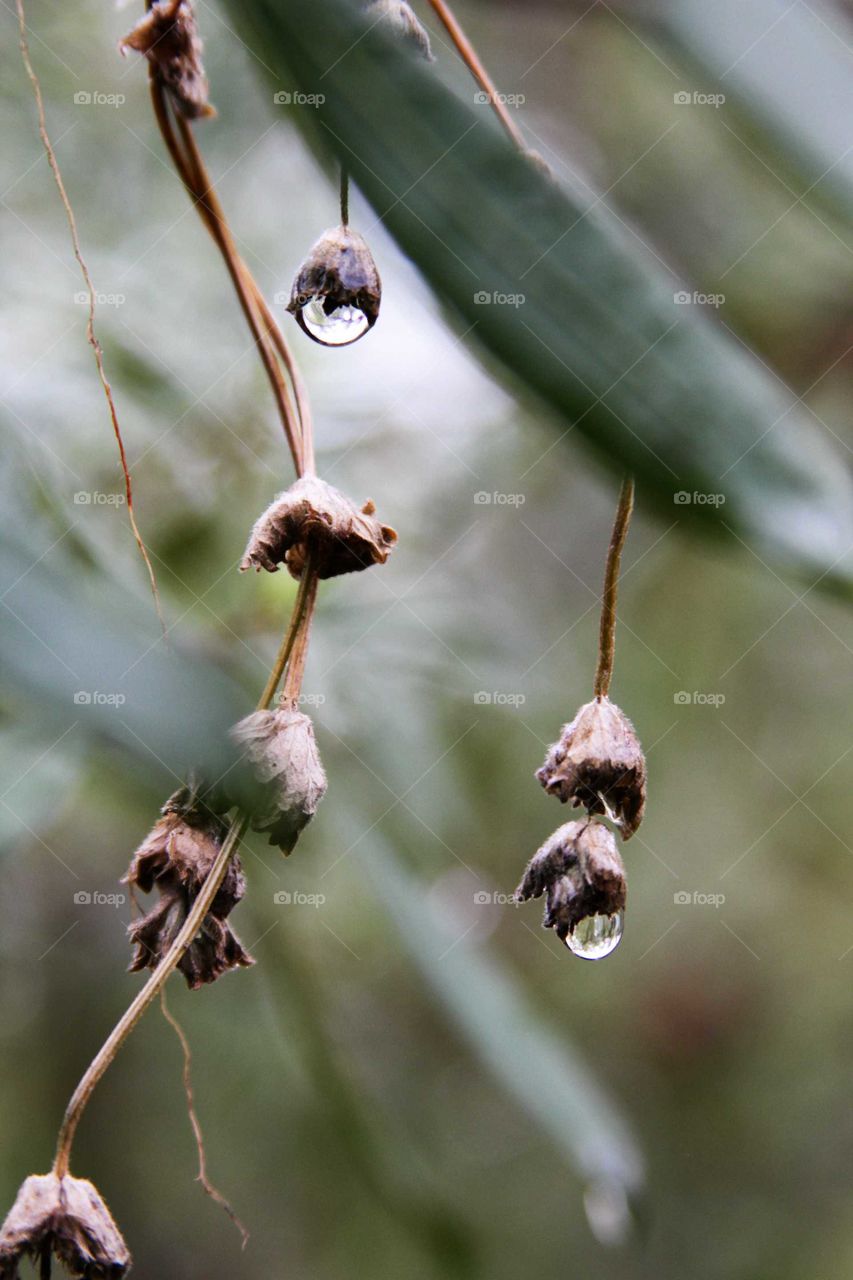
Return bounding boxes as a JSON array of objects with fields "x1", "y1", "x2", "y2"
[
  {"x1": 365, "y1": 0, "x2": 434, "y2": 60},
  {"x1": 120, "y1": 0, "x2": 214, "y2": 120},
  {"x1": 536, "y1": 696, "x2": 646, "y2": 838},
  {"x1": 0, "y1": 1172, "x2": 130, "y2": 1280},
  {"x1": 515, "y1": 820, "x2": 626, "y2": 943},
  {"x1": 123, "y1": 786, "x2": 253, "y2": 989},
  {"x1": 232, "y1": 708, "x2": 327, "y2": 855},
  {"x1": 288, "y1": 225, "x2": 381, "y2": 347},
  {"x1": 240, "y1": 474, "x2": 397, "y2": 579}
]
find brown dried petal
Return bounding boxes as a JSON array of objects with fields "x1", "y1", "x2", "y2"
[
  {"x1": 120, "y1": 0, "x2": 213, "y2": 120},
  {"x1": 515, "y1": 820, "x2": 626, "y2": 941},
  {"x1": 240, "y1": 474, "x2": 397, "y2": 580},
  {"x1": 0, "y1": 1172, "x2": 130, "y2": 1280},
  {"x1": 366, "y1": 0, "x2": 434, "y2": 60},
  {"x1": 232, "y1": 709, "x2": 327, "y2": 854},
  {"x1": 288, "y1": 225, "x2": 381, "y2": 340},
  {"x1": 123, "y1": 788, "x2": 252, "y2": 988},
  {"x1": 536, "y1": 696, "x2": 646, "y2": 838}
]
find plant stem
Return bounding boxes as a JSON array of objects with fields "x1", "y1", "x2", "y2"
[
  {"x1": 149, "y1": 76, "x2": 306, "y2": 475},
  {"x1": 593, "y1": 475, "x2": 634, "y2": 700},
  {"x1": 52, "y1": 548, "x2": 320, "y2": 1179},
  {"x1": 425, "y1": 0, "x2": 527, "y2": 151},
  {"x1": 340, "y1": 164, "x2": 349, "y2": 226}
]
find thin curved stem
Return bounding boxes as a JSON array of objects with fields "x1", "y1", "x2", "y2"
[
  {"x1": 425, "y1": 0, "x2": 527, "y2": 152},
  {"x1": 593, "y1": 475, "x2": 635, "y2": 700},
  {"x1": 340, "y1": 164, "x2": 349, "y2": 226},
  {"x1": 256, "y1": 549, "x2": 318, "y2": 711}
]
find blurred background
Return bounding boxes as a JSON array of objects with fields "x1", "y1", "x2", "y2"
[{"x1": 1, "y1": 1, "x2": 852, "y2": 1277}]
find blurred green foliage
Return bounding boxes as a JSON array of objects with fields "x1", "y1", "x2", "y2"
[{"x1": 1, "y1": 2, "x2": 852, "y2": 1279}]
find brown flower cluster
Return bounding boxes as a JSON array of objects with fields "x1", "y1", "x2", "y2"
[
  {"x1": 0, "y1": 1173, "x2": 130, "y2": 1280},
  {"x1": 120, "y1": 0, "x2": 214, "y2": 120},
  {"x1": 232, "y1": 709, "x2": 328, "y2": 855},
  {"x1": 240, "y1": 475, "x2": 397, "y2": 579},
  {"x1": 123, "y1": 786, "x2": 254, "y2": 989}
]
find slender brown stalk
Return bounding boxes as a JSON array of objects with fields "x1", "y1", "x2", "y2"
[
  {"x1": 51, "y1": 549, "x2": 320, "y2": 1178},
  {"x1": 340, "y1": 165, "x2": 350, "y2": 226},
  {"x1": 149, "y1": 77, "x2": 305, "y2": 474},
  {"x1": 425, "y1": 0, "x2": 527, "y2": 151},
  {"x1": 594, "y1": 476, "x2": 635, "y2": 700},
  {"x1": 16, "y1": 0, "x2": 166, "y2": 636},
  {"x1": 159, "y1": 989, "x2": 250, "y2": 1248}
]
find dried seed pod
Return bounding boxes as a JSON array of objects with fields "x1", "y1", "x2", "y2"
[
  {"x1": 240, "y1": 474, "x2": 397, "y2": 579},
  {"x1": 288, "y1": 225, "x2": 381, "y2": 346},
  {"x1": 120, "y1": 0, "x2": 214, "y2": 120},
  {"x1": 515, "y1": 820, "x2": 626, "y2": 958},
  {"x1": 0, "y1": 1171, "x2": 130, "y2": 1280},
  {"x1": 232, "y1": 709, "x2": 327, "y2": 855},
  {"x1": 536, "y1": 696, "x2": 646, "y2": 838},
  {"x1": 124, "y1": 785, "x2": 254, "y2": 989},
  {"x1": 365, "y1": 0, "x2": 435, "y2": 60}
]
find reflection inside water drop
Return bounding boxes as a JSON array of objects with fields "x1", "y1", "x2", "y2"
[
  {"x1": 565, "y1": 910, "x2": 623, "y2": 960},
  {"x1": 300, "y1": 296, "x2": 370, "y2": 346}
]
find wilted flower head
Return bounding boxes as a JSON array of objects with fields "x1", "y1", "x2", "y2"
[
  {"x1": 232, "y1": 708, "x2": 327, "y2": 855},
  {"x1": 240, "y1": 474, "x2": 397, "y2": 579},
  {"x1": 288, "y1": 225, "x2": 381, "y2": 346},
  {"x1": 124, "y1": 785, "x2": 253, "y2": 989},
  {"x1": 0, "y1": 1172, "x2": 130, "y2": 1280},
  {"x1": 515, "y1": 820, "x2": 626, "y2": 943},
  {"x1": 536, "y1": 696, "x2": 646, "y2": 838},
  {"x1": 365, "y1": 0, "x2": 434, "y2": 60},
  {"x1": 120, "y1": 0, "x2": 213, "y2": 120}
]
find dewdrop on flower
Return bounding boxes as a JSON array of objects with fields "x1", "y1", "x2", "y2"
[
  {"x1": 515, "y1": 820, "x2": 626, "y2": 960},
  {"x1": 288, "y1": 226, "x2": 381, "y2": 347}
]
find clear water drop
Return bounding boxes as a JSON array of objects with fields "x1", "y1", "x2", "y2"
[
  {"x1": 565, "y1": 910, "x2": 623, "y2": 960},
  {"x1": 300, "y1": 296, "x2": 370, "y2": 346}
]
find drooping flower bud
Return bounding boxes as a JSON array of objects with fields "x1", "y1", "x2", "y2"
[
  {"x1": 288, "y1": 225, "x2": 381, "y2": 346},
  {"x1": 240, "y1": 474, "x2": 397, "y2": 579},
  {"x1": 120, "y1": 0, "x2": 214, "y2": 120},
  {"x1": 123, "y1": 785, "x2": 253, "y2": 989},
  {"x1": 232, "y1": 709, "x2": 327, "y2": 855},
  {"x1": 0, "y1": 1172, "x2": 130, "y2": 1279},
  {"x1": 365, "y1": 0, "x2": 435, "y2": 60},
  {"x1": 536, "y1": 696, "x2": 646, "y2": 838},
  {"x1": 515, "y1": 820, "x2": 626, "y2": 958}
]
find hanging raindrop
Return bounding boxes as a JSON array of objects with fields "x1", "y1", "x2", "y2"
[
  {"x1": 288, "y1": 225, "x2": 381, "y2": 348},
  {"x1": 565, "y1": 909, "x2": 623, "y2": 960},
  {"x1": 299, "y1": 296, "x2": 371, "y2": 346}
]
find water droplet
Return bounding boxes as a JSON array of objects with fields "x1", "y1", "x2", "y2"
[
  {"x1": 299, "y1": 296, "x2": 370, "y2": 346},
  {"x1": 565, "y1": 910, "x2": 623, "y2": 960}
]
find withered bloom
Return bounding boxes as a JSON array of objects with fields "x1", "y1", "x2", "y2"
[
  {"x1": 515, "y1": 820, "x2": 626, "y2": 943},
  {"x1": 288, "y1": 225, "x2": 381, "y2": 347},
  {"x1": 120, "y1": 0, "x2": 214, "y2": 120},
  {"x1": 0, "y1": 1172, "x2": 130, "y2": 1280},
  {"x1": 124, "y1": 786, "x2": 253, "y2": 989},
  {"x1": 536, "y1": 696, "x2": 646, "y2": 838},
  {"x1": 240, "y1": 474, "x2": 397, "y2": 579},
  {"x1": 366, "y1": 0, "x2": 434, "y2": 60},
  {"x1": 232, "y1": 709, "x2": 327, "y2": 855}
]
